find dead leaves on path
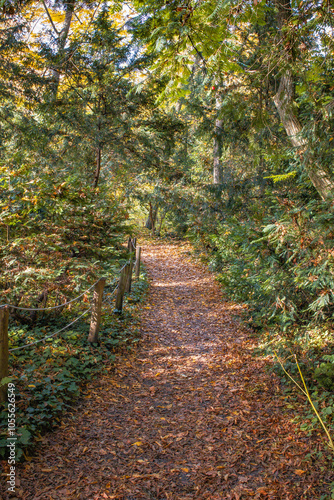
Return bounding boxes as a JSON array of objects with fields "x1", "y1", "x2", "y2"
[{"x1": 5, "y1": 241, "x2": 334, "y2": 500}]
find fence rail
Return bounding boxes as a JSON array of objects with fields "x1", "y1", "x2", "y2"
[{"x1": 0, "y1": 237, "x2": 141, "y2": 402}]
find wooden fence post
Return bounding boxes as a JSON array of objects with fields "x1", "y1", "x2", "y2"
[
  {"x1": 125, "y1": 259, "x2": 134, "y2": 293},
  {"x1": 125, "y1": 266, "x2": 133, "y2": 293},
  {"x1": 125, "y1": 238, "x2": 136, "y2": 293},
  {"x1": 115, "y1": 264, "x2": 130, "y2": 313},
  {"x1": 88, "y1": 278, "x2": 106, "y2": 343},
  {"x1": 127, "y1": 236, "x2": 132, "y2": 252},
  {"x1": 135, "y1": 247, "x2": 141, "y2": 278},
  {"x1": 0, "y1": 307, "x2": 9, "y2": 403}
]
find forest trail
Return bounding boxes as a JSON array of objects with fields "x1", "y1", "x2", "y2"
[{"x1": 14, "y1": 241, "x2": 332, "y2": 499}]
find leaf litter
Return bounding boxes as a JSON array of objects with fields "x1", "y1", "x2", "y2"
[{"x1": 4, "y1": 240, "x2": 334, "y2": 499}]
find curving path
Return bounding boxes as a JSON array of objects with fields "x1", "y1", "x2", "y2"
[{"x1": 7, "y1": 241, "x2": 333, "y2": 499}]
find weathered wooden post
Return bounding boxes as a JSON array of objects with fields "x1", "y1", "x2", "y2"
[
  {"x1": 88, "y1": 278, "x2": 106, "y2": 343},
  {"x1": 0, "y1": 307, "x2": 9, "y2": 402},
  {"x1": 135, "y1": 246, "x2": 141, "y2": 278},
  {"x1": 115, "y1": 264, "x2": 130, "y2": 313},
  {"x1": 125, "y1": 238, "x2": 136, "y2": 293},
  {"x1": 127, "y1": 236, "x2": 132, "y2": 252},
  {"x1": 125, "y1": 261, "x2": 133, "y2": 294}
]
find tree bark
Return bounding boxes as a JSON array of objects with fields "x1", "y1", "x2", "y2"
[
  {"x1": 273, "y1": 0, "x2": 333, "y2": 200},
  {"x1": 50, "y1": 0, "x2": 75, "y2": 98},
  {"x1": 213, "y1": 117, "x2": 223, "y2": 185},
  {"x1": 146, "y1": 203, "x2": 157, "y2": 231},
  {"x1": 273, "y1": 72, "x2": 333, "y2": 199},
  {"x1": 93, "y1": 146, "x2": 101, "y2": 188},
  {"x1": 213, "y1": 89, "x2": 223, "y2": 185},
  {"x1": 273, "y1": 72, "x2": 303, "y2": 149},
  {"x1": 157, "y1": 210, "x2": 166, "y2": 235}
]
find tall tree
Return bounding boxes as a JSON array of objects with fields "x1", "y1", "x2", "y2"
[
  {"x1": 272, "y1": 0, "x2": 333, "y2": 199},
  {"x1": 131, "y1": 0, "x2": 334, "y2": 199}
]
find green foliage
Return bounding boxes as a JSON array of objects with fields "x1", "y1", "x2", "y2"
[
  {"x1": 0, "y1": 172, "x2": 128, "y2": 316},
  {"x1": 315, "y1": 356, "x2": 334, "y2": 391},
  {"x1": 204, "y1": 197, "x2": 334, "y2": 332},
  {"x1": 0, "y1": 269, "x2": 149, "y2": 460}
]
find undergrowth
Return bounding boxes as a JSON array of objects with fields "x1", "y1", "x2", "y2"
[
  {"x1": 185, "y1": 196, "x2": 334, "y2": 475},
  {"x1": 257, "y1": 326, "x2": 334, "y2": 452},
  {"x1": 0, "y1": 268, "x2": 149, "y2": 461}
]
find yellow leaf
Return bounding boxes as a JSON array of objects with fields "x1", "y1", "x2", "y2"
[
  {"x1": 132, "y1": 441, "x2": 143, "y2": 446},
  {"x1": 181, "y1": 468, "x2": 189, "y2": 472},
  {"x1": 294, "y1": 470, "x2": 305, "y2": 476}
]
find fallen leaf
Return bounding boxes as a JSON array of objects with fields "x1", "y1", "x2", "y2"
[{"x1": 294, "y1": 470, "x2": 306, "y2": 476}]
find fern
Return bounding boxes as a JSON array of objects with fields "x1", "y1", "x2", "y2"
[{"x1": 264, "y1": 171, "x2": 297, "y2": 183}]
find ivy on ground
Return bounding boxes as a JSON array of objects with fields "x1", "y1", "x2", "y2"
[{"x1": 0, "y1": 270, "x2": 149, "y2": 460}]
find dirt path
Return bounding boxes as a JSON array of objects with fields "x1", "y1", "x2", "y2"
[{"x1": 11, "y1": 241, "x2": 333, "y2": 499}]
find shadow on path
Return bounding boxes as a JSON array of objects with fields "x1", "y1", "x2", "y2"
[{"x1": 9, "y1": 241, "x2": 333, "y2": 499}]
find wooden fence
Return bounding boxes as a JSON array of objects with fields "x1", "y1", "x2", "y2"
[{"x1": 0, "y1": 237, "x2": 141, "y2": 402}]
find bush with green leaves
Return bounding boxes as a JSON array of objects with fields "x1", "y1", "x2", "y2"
[
  {"x1": 204, "y1": 197, "x2": 334, "y2": 332},
  {"x1": 315, "y1": 356, "x2": 334, "y2": 391},
  {"x1": 0, "y1": 163, "x2": 130, "y2": 320}
]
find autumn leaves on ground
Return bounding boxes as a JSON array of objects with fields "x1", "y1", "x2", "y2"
[{"x1": 6, "y1": 241, "x2": 334, "y2": 499}]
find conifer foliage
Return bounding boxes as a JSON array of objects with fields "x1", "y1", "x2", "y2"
[{"x1": 0, "y1": 1, "x2": 182, "y2": 312}]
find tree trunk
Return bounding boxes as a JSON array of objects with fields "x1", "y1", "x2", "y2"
[
  {"x1": 93, "y1": 146, "x2": 101, "y2": 188},
  {"x1": 146, "y1": 203, "x2": 157, "y2": 231},
  {"x1": 273, "y1": 72, "x2": 302, "y2": 149},
  {"x1": 50, "y1": 0, "x2": 75, "y2": 98},
  {"x1": 30, "y1": 290, "x2": 48, "y2": 324},
  {"x1": 150, "y1": 203, "x2": 156, "y2": 234},
  {"x1": 273, "y1": 0, "x2": 333, "y2": 200},
  {"x1": 213, "y1": 117, "x2": 223, "y2": 185},
  {"x1": 213, "y1": 89, "x2": 223, "y2": 185},
  {"x1": 157, "y1": 210, "x2": 166, "y2": 236},
  {"x1": 93, "y1": 101, "x2": 102, "y2": 188},
  {"x1": 274, "y1": 73, "x2": 333, "y2": 200}
]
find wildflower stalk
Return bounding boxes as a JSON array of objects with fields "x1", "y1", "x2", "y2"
[{"x1": 274, "y1": 352, "x2": 334, "y2": 452}]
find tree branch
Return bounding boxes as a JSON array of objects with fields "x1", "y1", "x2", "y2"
[{"x1": 41, "y1": 0, "x2": 60, "y2": 35}]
